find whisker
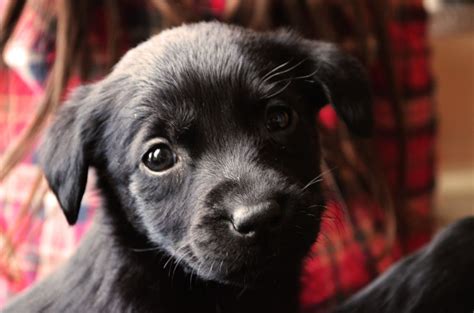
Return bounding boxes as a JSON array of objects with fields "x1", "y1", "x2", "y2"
[
  {"x1": 261, "y1": 80, "x2": 292, "y2": 99},
  {"x1": 301, "y1": 178, "x2": 323, "y2": 192},
  {"x1": 261, "y1": 59, "x2": 293, "y2": 82},
  {"x1": 131, "y1": 246, "x2": 162, "y2": 253},
  {"x1": 208, "y1": 260, "x2": 216, "y2": 278},
  {"x1": 270, "y1": 67, "x2": 321, "y2": 86},
  {"x1": 261, "y1": 58, "x2": 308, "y2": 85},
  {"x1": 196, "y1": 258, "x2": 204, "y2": 279},
  {"x1": 301, "y1": 167, "x2": 337, "y2": 192},
  {"x1": 163, "y1": 255, "x2": 175, "y2": 270},
  {"x1": 171, "y1": 248, "x2": 192, "y2": 284},
  {"x1": 237, "y1": 286, "x2": 248, "y2": 299},
  {"x1": 188, "y1": 255, "x2": 198, "y2": 288}
]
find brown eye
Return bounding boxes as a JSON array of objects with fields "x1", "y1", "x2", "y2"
[
  {"x1": 266, "y1": 107, "x2": 291, "y2": 132},
  {"x1": 142, "y1": 144, "x2": 176, "y2": 172}
]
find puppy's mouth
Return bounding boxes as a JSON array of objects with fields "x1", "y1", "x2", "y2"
[
  {"x1": 174, "y1": 206, "x2": 321, "y2": 286},
  {"x1": 177, "y1": 244, "x2": 300, "y2": 286},
  {"x1": 193, "y1": 255, "x2": 284, "y2": 285}
]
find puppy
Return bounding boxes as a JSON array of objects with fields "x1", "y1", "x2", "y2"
[
  {"x1": 5, "y1": 22, "x2": 372, "y2": 313},
  {"x1": 5, "y1": 22, "x2": 473, "y2": 313}
]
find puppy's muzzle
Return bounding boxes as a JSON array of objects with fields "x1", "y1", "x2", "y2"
[
  {"x1": 203, "y1": 178, "x2": 293, "y2": 243},
  {"x1": 187, "y1": 149, "x2": 319, "y2": 284},
  {"x1": 187, "y1": 172, "x2": 314, "y2": 284}
]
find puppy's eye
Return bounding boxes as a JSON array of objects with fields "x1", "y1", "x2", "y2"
[
  {"x1": 266, "y1": 107, "x2": 291, "y2": 132},
  {"x1": 142, "y1": 144, "x2": 177, "y2": 172}
]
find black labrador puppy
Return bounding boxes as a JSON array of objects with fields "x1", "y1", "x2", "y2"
[{"x1": 4, "y1": 22, "x2": 473, "y2": 313}]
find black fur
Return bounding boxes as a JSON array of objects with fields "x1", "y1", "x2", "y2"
[
  {"x1": 334, "y1": 217, "x2": 474, "y2": 313},
  {"x1": 4, "y1": 22, "x2": 473, "y2": 313}
]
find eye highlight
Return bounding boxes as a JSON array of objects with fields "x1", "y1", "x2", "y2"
[
  {"x1": 265, "y1": 106, "x2": 292, "y2": 132},
  {"x1": 142, "y1": 143, "x2": 177, "y2": 172}
]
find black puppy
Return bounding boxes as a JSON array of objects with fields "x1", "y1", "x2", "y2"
[
  {"x1": 4, "y1": 22, "x2": 473, "y2": 313},
  {"x1": 5, "y1": 21, "x2": 371, "y2": 313}
]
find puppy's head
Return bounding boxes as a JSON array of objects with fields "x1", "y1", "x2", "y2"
[{"x1": 40, "y1": 22, "x2": 372, "y2": 286}]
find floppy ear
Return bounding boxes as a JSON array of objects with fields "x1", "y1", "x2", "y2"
[
  {"x1": 304, "y1": 41, "x2": 374, "y2": 137},
  {"x1": 40, "y1": 85, "x2": 96, "y2": 225}
]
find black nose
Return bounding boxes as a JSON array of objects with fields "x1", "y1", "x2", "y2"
[{"x1": 231, "y1": 200, "x2": 283, "y2": 236}]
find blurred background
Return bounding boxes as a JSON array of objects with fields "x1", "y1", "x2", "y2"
[
  {"x1": 0, "y1": 0, "x2": 472, "y2": 311},
  {"x1": 426, "y1": 0, "x2": 474, "y2": 226}
]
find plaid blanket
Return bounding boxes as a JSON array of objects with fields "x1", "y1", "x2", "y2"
[{"x1": 0, "y1": 0, "x2": 435, "y2": 311}]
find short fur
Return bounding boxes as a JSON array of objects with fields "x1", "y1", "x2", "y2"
[
  {"x1": 335, "y1": 217, "x2": 474, "y2": 313},
  {"x1": 4, "y1": 22, "x2": 473, "y2": 313}
]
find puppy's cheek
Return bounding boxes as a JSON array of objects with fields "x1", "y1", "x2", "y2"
[
  {"x1": 190, "y1": 217, "x2": 235, "y2": 260},
  {"x1": 188, "y1": 221, "x2": 240, "y2": 280},
  {"x1": 129, "y1": 172, "x2": 178, "y2": 201},
  {"x1": 127, "y1": 172, "x2": 191, "y2": 246}
]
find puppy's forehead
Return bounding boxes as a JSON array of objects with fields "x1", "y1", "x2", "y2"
[
  {"x1": 112, "y1": 23, "x2": 306, "y2": 140},
  {"x1": 114, "y1": 23, "x2": 302, "y2": 92},
  {"x1": 118, "y1": 23, "x2": 258, "y2": 77}
]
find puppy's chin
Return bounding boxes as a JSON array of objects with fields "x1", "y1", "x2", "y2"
[
  {"x1": 179, "y1": 236, "x2": 317, "y2": 287},
  {"x1": 185, "y1": 254, "x2": 302, "y2": 287}
]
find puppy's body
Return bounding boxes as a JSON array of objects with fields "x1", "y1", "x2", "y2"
[
  {"x1": 8, "y1": 215, "x2": 474, "y2": 313},
  {"x1": 4, "y1": 22, "x2": 474, "y2": 313},
  {"x1": 335, "y1": 217, "x2": 474, "y2": 313},
  {"x1": 6, "y1": 215, "x2": 299, "y2": 313},
  {"x1": 8, "y1": 22, "x2": 352, "y2": 313}
]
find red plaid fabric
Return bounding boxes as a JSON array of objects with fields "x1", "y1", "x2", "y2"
[
  {"x1": 373, "y1": 2, "x2": 435, "y2": 253},
  {"x1": 0, "y1": 0, "x2": 435, "y2": 311}
]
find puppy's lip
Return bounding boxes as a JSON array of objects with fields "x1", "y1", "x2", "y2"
[
  {"x1": 179, "y1": 243, "x2": 283, "y2": 286},
  {"x1": 192, "y1": 248, "x2": 281, "y2": 275},
  {"x1": 193, "y1": 254, "x2": 286, "y2": 286}
]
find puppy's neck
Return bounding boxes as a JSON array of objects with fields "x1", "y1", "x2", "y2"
[{"x1": 76, "y1": 212, "x2": 301, "y2": 313}]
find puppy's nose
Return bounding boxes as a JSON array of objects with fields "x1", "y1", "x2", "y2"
[{"x1": 231, "y1": 200, "x2": 283, "y2": 236}]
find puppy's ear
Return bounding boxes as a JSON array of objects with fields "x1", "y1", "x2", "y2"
[
  {"x1": 304, "y1": 41, "x2": 374, "y2": 136},
  {"x1": 40, "y1": 85, "x2": 96, "y2": 225}
]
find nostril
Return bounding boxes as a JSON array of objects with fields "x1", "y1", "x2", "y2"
[
  {"x1": 232, "y1": 220, "x2": 255, "y2": 236},
  {"x1": 231, "y1": 200, "x2": 283, "y2": 236}
]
